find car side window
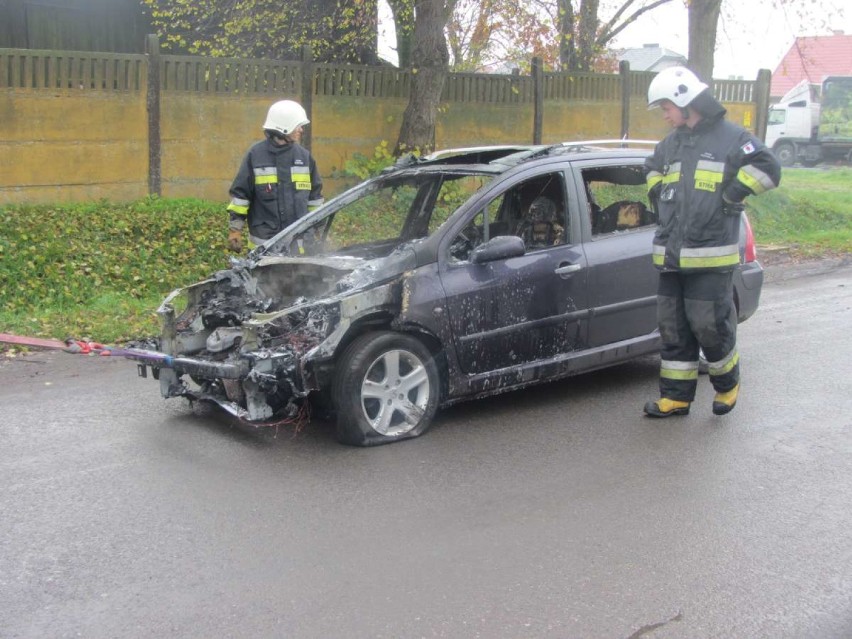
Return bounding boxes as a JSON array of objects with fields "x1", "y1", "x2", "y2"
[
  {"x1": 428, "y1": 174, "x2": 492, "y2": 235},
  {"x1": 449, "y1": 210, "x2": 486, "y2": 262},
  {"x1": 584, "y1": 165, "x2": 658, "y2": 236},
  {"x1": 448, "y1": 172, "x2": 569, "y2": 262}
]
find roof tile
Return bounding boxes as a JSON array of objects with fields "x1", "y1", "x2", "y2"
[{"x1": 772, "y1": 34, "x2": 852, "y2": 97}]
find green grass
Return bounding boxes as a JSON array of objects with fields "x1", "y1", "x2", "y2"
[
  {"x1": 1, "y1": 167, "x2": 850, "y2": 347},
  {"x1": 747, "y1": 167, "x2": 852, "y2": 255},
  {"x1": 0, "y1": 197, "x2": 227, "y2": 344}
]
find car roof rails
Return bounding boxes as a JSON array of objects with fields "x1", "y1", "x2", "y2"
[
  {"x1": 381, "y1": 140, "x2": 659, "y2": 174},
  {"x1": 423, "y1": 145, "x2": 544, "y2": 164},
  {"x1": 522, "y1": 138, "x2": 659, "y2": 162},
  {"x1": 558, "y1": 139, "x2": 659, "y2": 151},
  {"x1": 381, "y1": 145, "x2": 541, "y2": 174}
]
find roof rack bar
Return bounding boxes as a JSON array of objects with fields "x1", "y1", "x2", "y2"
[
  {"x1": 423, "y1": 145, "x2": 539, "y2": 161},
  {"x1": 559, "y1": 139, "x2": 658, "y2": 148}
]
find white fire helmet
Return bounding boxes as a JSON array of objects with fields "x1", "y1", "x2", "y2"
[
  {"x1": 262, "y1": 100, "x2": 309, "y2": 135},
  {"x1": 647, "y1": 66, "x2": 709, "y2": 109}
]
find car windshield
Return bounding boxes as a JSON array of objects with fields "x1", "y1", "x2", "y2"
[{"x1": 261, "y1": 171, "x2": 494, "y2": 259}]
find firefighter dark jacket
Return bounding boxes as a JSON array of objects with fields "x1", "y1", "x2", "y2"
[
  {"x1": 227, "y1": 138, "x2": 324, "y2": 241},
  {"x1": 645, "y1": 91, "x2": 781, "y2": 272}
]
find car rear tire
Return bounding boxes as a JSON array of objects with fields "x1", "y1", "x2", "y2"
[{"x1": 333, "y1": 331, "x2": 440, "y2": 446}]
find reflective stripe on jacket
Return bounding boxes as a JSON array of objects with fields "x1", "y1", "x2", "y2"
[
  {"x1": 645, "y1": 112, "x2": 780, "y2": 272},
  {"x1": 227, "y1": 138, "x2": 324, "y2": 241}
]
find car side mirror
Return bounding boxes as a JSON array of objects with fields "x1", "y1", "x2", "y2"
[{"x1": 470, "y1": 236, "x2": 526, "y2": 264}]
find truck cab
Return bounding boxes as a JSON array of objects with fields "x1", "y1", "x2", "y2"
[
  {"x1": 766, "y1": 77, "x2": 852, "y2": 167},
  {"x1": 766, "y1": 80, "x2": 820, "y2": 166}
]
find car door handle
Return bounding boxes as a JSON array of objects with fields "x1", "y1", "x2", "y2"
[{"x1": 554, "y1": 263, "x2": 582, "y2": 276}]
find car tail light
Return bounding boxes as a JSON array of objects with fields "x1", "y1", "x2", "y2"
[{"x1": 742, "y1": 214, "x2": 757, "y2": 263}]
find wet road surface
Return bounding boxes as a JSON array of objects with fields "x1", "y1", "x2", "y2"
[{"x1": 1, "y1": 262, "x2": 851, "y2": 638}]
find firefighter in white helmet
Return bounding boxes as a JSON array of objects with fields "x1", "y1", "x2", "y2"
[
  {"x1": 643, "y1": 66, "x2": 781, "y2": 418},
  {"x1": 227, "y1": 100, "x2": 323, "y2": 252}
]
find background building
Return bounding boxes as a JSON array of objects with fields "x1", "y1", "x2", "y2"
[
  {"x1": 771, "y1": 31, "x2": 852, "y2": 99},
  {"x1": 617, "y1": 43, "x2": 687, "y2": 73}
]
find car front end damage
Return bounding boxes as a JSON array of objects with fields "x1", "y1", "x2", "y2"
[{"x1": 128, "y1": 252, "x2": 411, "y2": 422}]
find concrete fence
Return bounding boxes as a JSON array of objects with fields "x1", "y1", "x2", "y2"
[{"x1": 0, "y1": 39, "x2": 771, "y2": 206}]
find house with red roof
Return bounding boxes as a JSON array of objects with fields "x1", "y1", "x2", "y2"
[{"x1": 771, "y1": 32, "x2": 852, "y2": 99}]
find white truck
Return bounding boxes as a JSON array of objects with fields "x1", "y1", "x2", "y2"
[{"x1": 765, "y1": 76, "x2": 852, "y2": 167}]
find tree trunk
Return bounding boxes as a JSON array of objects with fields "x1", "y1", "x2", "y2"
[
  {"x1": 557, "y1": 0, "x2": 576, "y2": 71},
  {"x1": 387, "y1": 0, "x2": 414, "y2": 68},
  {"x1": 575, "y1": 0, "x2": 600, "y2": 71},
  {"x1": 687, "y1": 0, "x2": 722, "y2": 81},
  {"x1": 395, "y1": 0, "x2": 449, "y2": 156},
  {"x1": 356, "y1": 0, "x2": 382, "y2": 65}
]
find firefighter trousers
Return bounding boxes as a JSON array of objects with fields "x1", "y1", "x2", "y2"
[{"x1": 656, "y1": 271, "x2": 739, "y2": 402}]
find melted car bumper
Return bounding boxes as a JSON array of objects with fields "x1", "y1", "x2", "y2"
[{"x1": 126, "y1": 348, "x2": 251, "y2": 379}]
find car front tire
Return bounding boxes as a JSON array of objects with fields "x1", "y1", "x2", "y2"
[{"x1": 333, "y1": 331, "x2": 440, "y2": 446}]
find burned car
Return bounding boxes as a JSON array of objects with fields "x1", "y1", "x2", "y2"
[{"x1": 130, "y1": 142, "x2": 764, "y2": 445}]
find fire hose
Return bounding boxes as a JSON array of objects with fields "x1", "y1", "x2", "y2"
[{"x1": 0, "y1": 332, "x2": 151, "y2": 357}]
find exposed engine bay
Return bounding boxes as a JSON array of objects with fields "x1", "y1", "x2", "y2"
[{"x1": 128, "y1": 255, "x2": 379, "y2": 422}]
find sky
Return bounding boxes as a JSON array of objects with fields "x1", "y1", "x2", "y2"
[
  {"x1": 378, "y1": 0, "x2": 851, "y2": 80},
  {"x1": 611, "y1": 0, "x2": 852, "y2": 79}
]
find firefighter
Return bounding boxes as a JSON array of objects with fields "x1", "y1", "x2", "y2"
[
  {"x1": 227, "y1": 100, "x2": 324, "y2": 252},
  {"x1": 643, "y1": 66, "x2": 781, "y2": 418}
]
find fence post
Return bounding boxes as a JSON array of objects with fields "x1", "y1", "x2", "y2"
[
  {"x1": 619, "y1": 60, "x2": 630, "y2": 139},
  {"x1": 753, "y1": 68, "x2": 771, "y2": 141},
  {"x1": 145, "y1": 34, "x2": 161, "y2": 197},
  {"x1": 301, "y1": 45, "x2": 314, "y2": 151},
  {"x1": 532, "y1": 56, "x2": 543, "y2": 144}
]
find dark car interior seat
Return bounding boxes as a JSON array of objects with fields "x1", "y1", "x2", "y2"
[
  {"x1": 515, "y1": 196, "x2": 564, "y2": 249},
  {"x1": 593, "y1": 200, "x2": 656, "y2": 234},
  {"x1": 583, "y1": 166, "x2": 659, "y2": 236}
]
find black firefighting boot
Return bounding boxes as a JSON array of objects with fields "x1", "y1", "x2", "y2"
[
  {"x1": 643, "y1": 398, "x2": 691, "y2": 418},
  {"x1": 712, "y1": 383, "x2": 739, "y2": 415}
]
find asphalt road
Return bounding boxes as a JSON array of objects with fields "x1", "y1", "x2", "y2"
[{"x1": 2, "y1": 261, "x2": 851, "y2": 639}]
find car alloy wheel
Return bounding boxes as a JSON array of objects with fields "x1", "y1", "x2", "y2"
[{"x1": 333, "y1": 331, "x2": 441, "y2": 446}]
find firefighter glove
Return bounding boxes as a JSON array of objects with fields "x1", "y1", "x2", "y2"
[
  {"x1": 722, "y1": 195, "x2": 745, "y2": 217},
  {"x1": 228, "y1": 229, "x2": 243, "y2": 252}
]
